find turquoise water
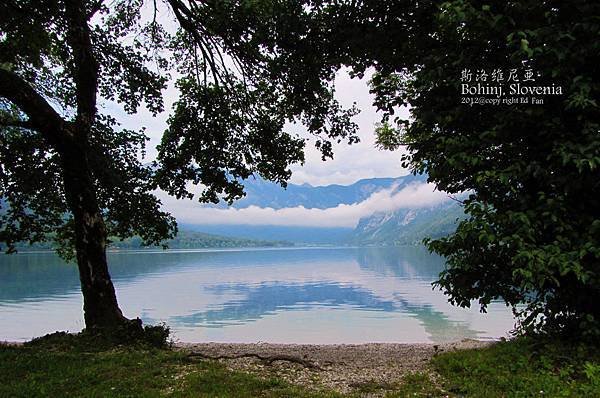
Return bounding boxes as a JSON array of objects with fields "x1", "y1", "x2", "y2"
[{"x1": 0, "y1": 246, "x2": 515, "y2": 343}]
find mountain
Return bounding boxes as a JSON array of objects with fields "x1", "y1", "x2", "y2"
[
  {"x1": 3, "y1": 174, "x2": 464, "y2": 249},
  {"x1": 214, "y1": 174, "x2": 427, "y2": 209},
  {"x1": 184, "y1": 174, "x2": 464, "y2": 245},
  {"x1": 3, "y1": 231, "x2": 291, "y2": 252},
  {"x1": 189, "y1": 174, "x2": 428, "y2": 245},
  {"x1": 350, "y1": 201, "x2": 466, "y2": 246}
]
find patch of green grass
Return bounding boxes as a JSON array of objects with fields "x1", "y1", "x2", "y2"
[
  {"x1": 348, "y1": 374, "x2": 448, "y2": 397},
  {"x1": 432, "y1": 338, "x2": 600, "y2": 397},
  {"x1": 181, "y1": 362, "x2": 340, "y2": 397},
  {"x1": 0, "y1": 344, "x2": 339, "y2": 398},
  {"x1": 385, "y1": 373, "x2": 448, "y2": 397},
  {"x1": 0, "y1": 345, "x2": 178, "y2": 397},
  {"x1": 24, "y1": 322, "x2": 172, "y2": 351},
  {"x1": 354, "y1": 339, "x2": 600, "y2": 398}
]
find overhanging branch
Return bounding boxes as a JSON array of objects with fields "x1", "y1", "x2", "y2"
[
  {"x1": 165, "y1": 0, "x2": 224, "y2": 86},
  {"x1": 0, "y1": 68, "x2": 70, "y2": 147}
]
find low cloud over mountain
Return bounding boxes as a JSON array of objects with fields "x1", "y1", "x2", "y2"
[{"x1": 161, "y1": 175, "x2": 451, "y2": 228}]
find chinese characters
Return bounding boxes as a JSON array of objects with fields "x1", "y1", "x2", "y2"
[{"x1": 460, "y1": 68, "x2": 561, "y2": 106}]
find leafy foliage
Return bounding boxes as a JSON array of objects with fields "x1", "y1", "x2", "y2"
[
  {"x1": 433, "y1": 338, "x2": 600, "y2": 397},
  {"x1": 352, "y1": 0, "x2": 600, "y2": 337},
  {"x1": 155, "y1": 0, "x2": 360, "y2": 204},
  {"x1": 0, "y1": 0, "x2": 359, "y2": 256}
]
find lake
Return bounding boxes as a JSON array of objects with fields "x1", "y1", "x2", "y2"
[{"x1": 0, "y1": 246, "x2": 515, "y2": 343}]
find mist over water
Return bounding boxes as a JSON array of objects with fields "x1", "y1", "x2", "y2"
[{"x1": 0, "y1": 247, "x2": 515, "y2": 343}]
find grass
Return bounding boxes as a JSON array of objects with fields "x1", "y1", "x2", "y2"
[
  {"x1": 392, "y1": 373, "x2": 449, "y2": 397},
  {"x1": 347, "y1": 373, "x2": 448, "y2": 397},
  {"x1": 432, "y1": 338, "x2": 600, "y2": 397},
  {"x1": 330, "y1": 338, "x2": 600, "y2": 398},
  {"x1": 0, "y1": 342, "x2": 340, "y2": 397},
  {"x1": 2, "y1": 334, "x2": 599, "y2": 397}
]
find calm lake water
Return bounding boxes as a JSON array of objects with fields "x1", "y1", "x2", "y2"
[{"x1": 0, "y1": 246, "x2": 515, "y2": 343}]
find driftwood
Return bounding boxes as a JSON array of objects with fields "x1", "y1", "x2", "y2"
[{"x1": 187, "y1": 351, "x2": 326, "y2": 371}]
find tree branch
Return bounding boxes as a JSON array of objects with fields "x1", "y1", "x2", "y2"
[
  {"x1": 0, "y1": 68, "x2": 69, "y2": 147},
  {"x1": 87, "y1": 0, "x2": 104, "y2": 20},
  {"x1": 187, "y1": 351, "x2": 326, "y2": 371},
  {"x1": 165, "y1": 0, "x2": 223, "y2": 86}
]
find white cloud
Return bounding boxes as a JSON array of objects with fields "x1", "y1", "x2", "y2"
[
  {"x1": 160, "y1": 182, "x2": 449, "y2": 228},
  {"x1": 289, "y1": 68, "x2": 411, "y2": 186},
  {"x1": 109, "y1": 65, "x2": 419, "y2": 224}
]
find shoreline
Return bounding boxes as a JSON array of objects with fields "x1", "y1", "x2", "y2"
[
  {"x1": 175, "y1": 339, "x2": 492, "y2": 394},
  {"x1": 2, "y1": 338, "x2": 493, "y2": 394},
  {"x1": 3, "y1": 337, "x2": 597, "y2": 396},
  {"x1": 1, "y1": 338, "x2": 497, "y2": 347}
]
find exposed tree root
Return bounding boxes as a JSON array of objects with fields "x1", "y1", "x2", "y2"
[{"x1": 187, "y1": 351, "x2": 326, "y2": 371}]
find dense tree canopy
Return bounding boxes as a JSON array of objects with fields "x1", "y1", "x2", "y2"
[
  {"x1": 350, "y1": 0, "x2": 600, "y2": 337},
  {"x1": 0, "y1": 0, "x2": 358, "y2": 330},
  {"x1": 2, "y1": 0, "x2": 598, "y2": 339}
]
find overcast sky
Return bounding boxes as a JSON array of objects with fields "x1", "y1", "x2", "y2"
[
  {"x1": 102, "y1": 67, "x2": 447, "y2": 228},
  {"x1": 104, "y1": 68, "x2": 410, "y2": 187},
  {"x1": 101, "y1": 1, "x2": 412, "y2": 187},
  {"x1": 288, "y1": 69, "x2": 411, "y2": 186}
]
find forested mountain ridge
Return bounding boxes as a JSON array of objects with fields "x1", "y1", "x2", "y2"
[
  {"x1": 211, "y1": 174, "x2": 426, "y2": 209},
  {"x1": 350, "y1": 201, "x2": 466, "y2": 245},
  {"x1": 189, "y1": 175, "x2": 464, "y2": 245},
  {"x1": 1, "y1": 231, "x2": 291, "y2": 252}
]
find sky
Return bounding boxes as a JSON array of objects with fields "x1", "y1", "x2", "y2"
[
  {"x1": 105, "y1": 68, "x2": 410, "y2": 187},
  {"x1": 287, "y1": 69, "x2": 411, "y2": 186},
  {"x1": 102, "y1": 0, "x2": 411, "y2": 187},
  {"x1": 103, "y1": 65, "x2": 448, "y2": 229}
]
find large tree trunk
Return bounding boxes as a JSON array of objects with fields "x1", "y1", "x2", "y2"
[
  {"x1": 59, "y1": 0, "x2": 137, "y2": 332},
  {"x1": 60, "y1": 141, "x2": 129, "y2": 330},
  {"x1": 0, "y1": 0, "x2": 140, "y2": 333}
]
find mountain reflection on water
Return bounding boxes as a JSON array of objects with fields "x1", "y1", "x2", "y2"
[{"x1": 0, "y1": 247, "x2": 514, "y2": 343}]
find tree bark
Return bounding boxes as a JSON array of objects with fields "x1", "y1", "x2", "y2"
[
  {"x1": 0, "y1": 1, "x2": 136, "y2": 332},
  {"x1": 0, "y1": 69, "x2": 132, "y2": 331},
  {"x1": 60, "y1": 140, "x2": 129, "y2": 330},
  {"x1": 60, "y1": 0, "x2": 135, "y2": 331}
]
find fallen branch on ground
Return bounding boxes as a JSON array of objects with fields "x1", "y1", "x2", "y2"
[{"x1": 187, "y1": 351, "x2": 326, "y2": 370}]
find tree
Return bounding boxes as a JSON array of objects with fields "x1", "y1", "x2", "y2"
[
  {"x1": 0, "y1": 0, "x2": 358, "y2": 332},
  {"x1": 333, "y1": 0, "x2": 600, "y2": 337}
]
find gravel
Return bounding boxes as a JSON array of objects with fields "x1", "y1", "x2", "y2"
[{"x1": 178, "y1": 339, "x2": 493, "y2": 395}]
